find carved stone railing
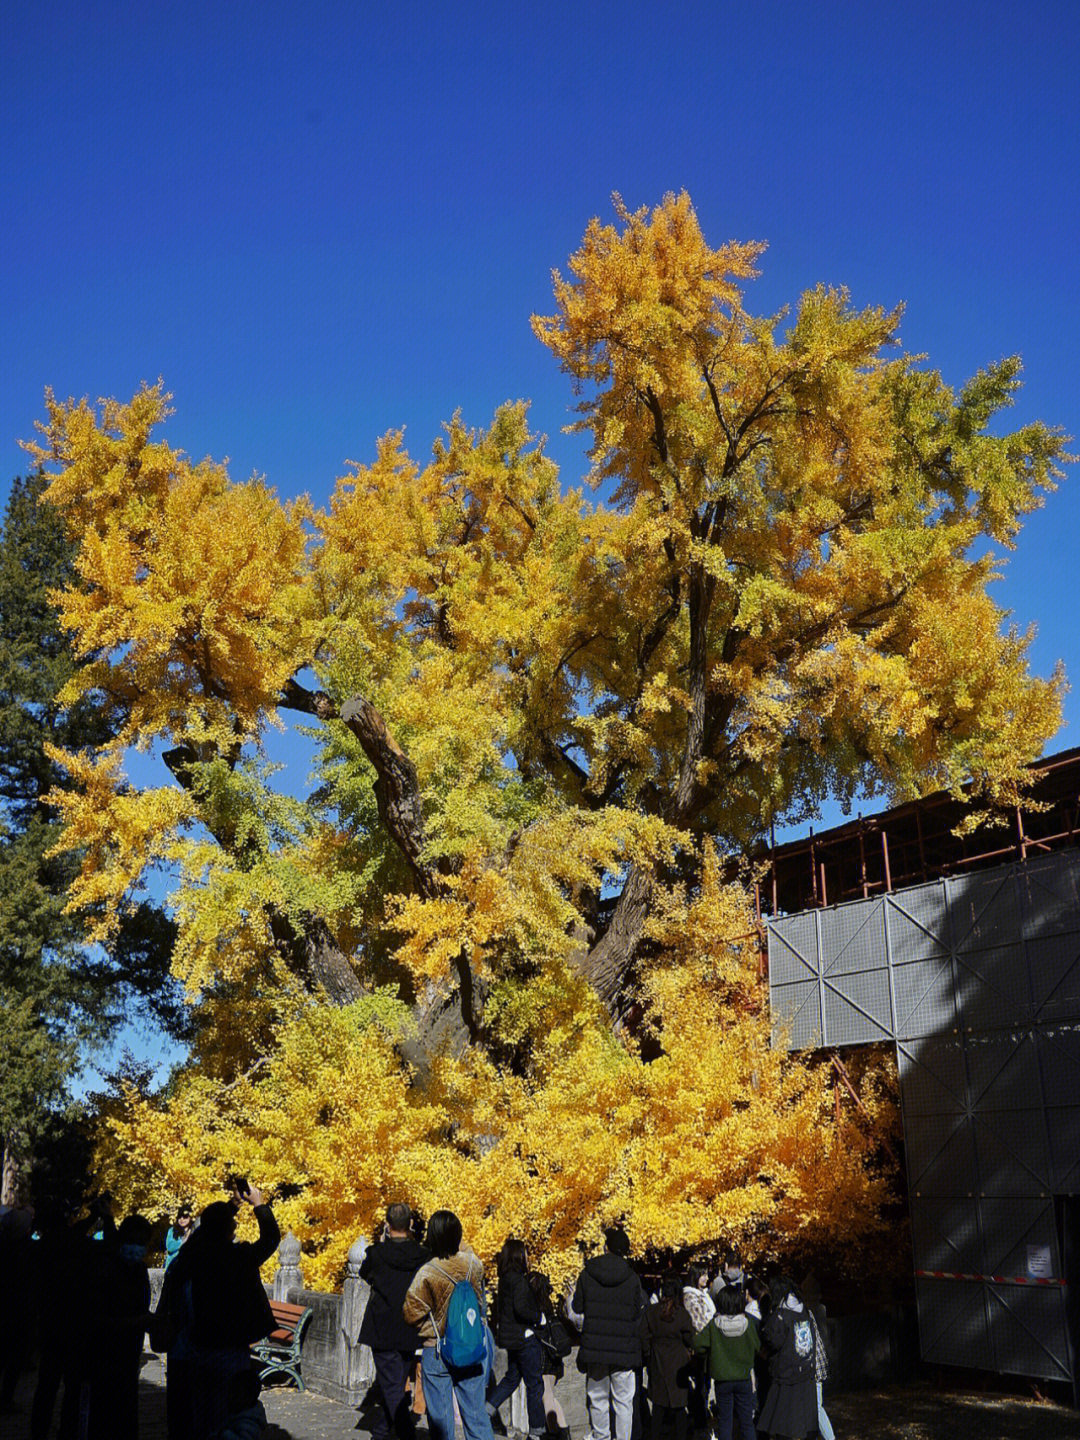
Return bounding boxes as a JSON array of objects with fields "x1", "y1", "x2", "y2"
[{"x1": 265, "y1": 1229, "x2": 373, "y2": 1406}]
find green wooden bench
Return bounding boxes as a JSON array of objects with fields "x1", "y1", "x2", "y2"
[{"x1": 252, "y1": 1299, "x2": 312, "y2": 1390}]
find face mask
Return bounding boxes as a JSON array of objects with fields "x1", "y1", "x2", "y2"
[{"x1": 120, "y1": 1243, "x2": 147, "y2": 1264}]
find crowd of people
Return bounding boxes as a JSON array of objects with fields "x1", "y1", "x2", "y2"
[
  {"x1": 360, "y1": 1208, "x2": 832, "y2": 1440},
  {"x1": 0, "y1": 1179, "x2": 275, "y2": 1440},
  {"x1": 0, "y1": 1188, "x2": 836, "y2": 1440}
]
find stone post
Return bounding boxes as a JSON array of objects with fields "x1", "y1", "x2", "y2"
[
  {"x1": 338, "y1": 1234, "x2": 375, "y2": 1405},
  {"x1": 273, "y1": 1230, "x2": 304, "y2": 1301}
]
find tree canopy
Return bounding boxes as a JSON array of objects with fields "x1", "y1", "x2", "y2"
[{"x1": 22, "y1": 194, "x2": 1067, "y2": 1282}]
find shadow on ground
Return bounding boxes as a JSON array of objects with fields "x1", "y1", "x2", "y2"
[
  {"x1": 3, "y1": 1362, "x2": 1079, "y2": 1440},
  {"x1": 828, "y1": 1383, "x2": 1080, "y2": 1440}
]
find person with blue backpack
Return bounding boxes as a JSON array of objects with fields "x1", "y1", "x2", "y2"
[{"x1": 403, "y1": 1210, "x2": 495, "y2": 1440}]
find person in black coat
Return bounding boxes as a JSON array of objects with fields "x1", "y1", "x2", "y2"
[
  {"x1": 155, "y1": 1179, "x2": 279, "y2": 1440},
  {"x1": 528, "y1": 1270, "x2": 571, "y2": 1439},
  {"x1": 359, "y1": 1202, "x2": 432, "y2": 1440},
  {"x1": 758, "y1": 1278, "x2": 817, "y2": 1440},
  {"x1": 571, "y1": 1228, "x2": 644, "y2": 1440},
  {"x1": 0, "y1": 1204, "x2": 35, "y2": 1411},
  {"x1": 488, "y1": 1239, "x2": 546, "y2": 1440},
  {"x1": 30, "y1": 1198, "x2": 109, "y2": 1440},
  {"x1": 88, "y1": 1214, "x2": 153, "y2": 1440},
  {"x1": 639, "y1": 1276, "x2": 693, "y2": 1440}
]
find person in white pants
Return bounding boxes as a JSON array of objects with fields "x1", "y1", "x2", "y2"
[{"x1": 569, "y1": 1229, "x2": 644, "y2": 1440}]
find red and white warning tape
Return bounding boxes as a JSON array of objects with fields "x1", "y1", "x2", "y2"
[{"x1": 915, "y1": 1269, "x2": 1064, "y2": 1286}]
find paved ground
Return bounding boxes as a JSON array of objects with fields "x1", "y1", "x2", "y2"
[{"x1": 4, "y1": 1358, "x2": 1080, "y2": 1440}]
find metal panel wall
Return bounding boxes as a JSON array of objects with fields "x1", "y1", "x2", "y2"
[{"x1": 768, "y1": 849, "x2": 1080, "y2": 1384}]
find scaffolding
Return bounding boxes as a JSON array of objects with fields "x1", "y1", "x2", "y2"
[{"x1": 757, "y1": 747, "x2": 1080, "y2": 919}]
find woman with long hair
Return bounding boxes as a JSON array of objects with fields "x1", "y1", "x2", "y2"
[
  {"x1": 757, "y1": 1277, "x2": 817, "y2": 1440},
  {"x1": 640, "y1": 1274, "x2": 693, "y2": 1440},
  {"x1": 680, "y1": 1267, "x2": 714, "y2": 1430},
  {"x1": 528, "y1": 1269, "x2": 571, "y2": 1440},
  {"x1": 487, "y1": 1238, "x2": 546, "y2": 1440}
]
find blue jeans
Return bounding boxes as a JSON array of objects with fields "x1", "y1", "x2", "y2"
[
  {"x1": 816, "y1": 1380, "x2": 835, "y2": 1440},
  {"x1": 712, "y1": 1378, "x2": 755, "y2": 1440},
  {"x1": 488, "y1": 1335, "x2": 546, "y2": 1435},
  {"x1": 422, "y1": 1343, "x2": 495, "y2": 1440}
]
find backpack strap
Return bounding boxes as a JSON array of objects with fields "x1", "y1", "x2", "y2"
[{"x1": 422, "y1": 1262, "x2": 452, "y2": 1351}]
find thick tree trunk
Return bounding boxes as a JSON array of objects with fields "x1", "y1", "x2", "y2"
[
  {"x1": 268, "y1": 906, "x2": 475, "y2": 1065},
  {"x1": 1, "y1": 1133, "x2": 21, "y2": 1207},
  {"x1": 278, "y1": 682, "x2": 480, "y2": 1060},
  {"x1": 577, "y1": 567, "x2": 718, "y2": 1019},
  {"x1": 576, "y1": 865, "x2": 655, "y2": 1015},
  {"x1": 267, "y1": 912, "x2": 364, "y2": 1006}
]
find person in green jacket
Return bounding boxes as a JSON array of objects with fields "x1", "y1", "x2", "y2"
[{"x1": 691, "y1": 1286, "x2": 759, "y2": 1440}]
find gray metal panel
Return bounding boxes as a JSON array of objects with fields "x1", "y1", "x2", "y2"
[
  {"x1": 972, "y1": 1113, "x2": 1053, "y2": 1195},
  {"x1": 1026, "y1": 932, "x2": 1080, "y2": 1020},
  {"x1": 819, "y1": 902, "x2": 886, "y2": 975},
  {"x1": 917, "y1": 1278, "x2": 1073, "y2": 1383},
  {"x1": 897, "y1": 1037, "x2": 967, "y2": 1116},
  {"x1": 892, "y1": 956, "x2": 957, "y2": 1038},
  {"x1": 1019, "y1": 850, "x2": 1080, "y2": 938},
  {"x1": 885, "y1": 885, "x2": 950, "y2": 963},
  {"x1": 985, "y1": 1284, "x2": 1073, "y2": 1382},
  {"x1": 767, "y1": 912, "x2": 820, "y2": 985},
  {"x1": 964, "y1": 1031, "x2": 1042, "y2": 1110},
  {"x1": 950, "y1": 869, "x2": 1019, "y2": 953},
  {"x1": 916, "y1": 1277, "x2": 991, "y2": 1369},
  {"x1": 821, "y1": 969, "x2": 894, "y2": 1044},
  {"x1": 977, "y1": 1198, "x2": 1059, "y2": 1279},
  {"x1": 953, "y1": 944, "x2": 1031, "y2": 1029},
  {"x1": 769, "y1": 981, "x2": 821, "y2": 1048},
  {"x1": 1045, "y1": 1104, "x2": 1080, "y2": 1193},
  {"x1": 911, "y1": 1196, "x2": 984, "y2": 1274},
  {"x1": 907, "y1": 1115, "x2": 977, "y2": 1198},
  {"x1": 767, "y1": 846, "x2": 1080, "y2": 1385},
  {"x1": 1035, "y1": 1026, "x2": 1080, "y2": 1105}
]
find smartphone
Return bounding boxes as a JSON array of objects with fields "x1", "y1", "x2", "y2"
[{"x1": 226, "y1": 1175, "x2": 249, "y2": 1198}]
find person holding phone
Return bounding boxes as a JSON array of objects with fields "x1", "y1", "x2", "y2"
[{"x1": 153, "y1": 1177, "x2": 280, "y2": 1440}]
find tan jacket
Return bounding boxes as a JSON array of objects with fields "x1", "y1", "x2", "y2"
[{"x1": 402, "y1": 1250, "x2": 486, "y2": 1347}]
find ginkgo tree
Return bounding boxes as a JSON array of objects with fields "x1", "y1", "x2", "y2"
[{"x1": 26, "y1": 194, "x2": 1067, "y2": 1285}]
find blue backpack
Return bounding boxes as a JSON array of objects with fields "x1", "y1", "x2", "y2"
[{"x1": 431, "y1": 1261, "x2": 487, "y2": 1368}]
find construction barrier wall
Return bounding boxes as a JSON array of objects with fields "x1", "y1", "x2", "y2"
[{"x1": 768, "y1": 849, "x2": 1080, "y2": 1386}]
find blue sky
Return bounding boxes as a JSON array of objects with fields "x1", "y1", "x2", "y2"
[
  {"x1": 2, "y1": 2, "x2": 1078, "y2": 1068},
  {"x1": 5, "y1": 0, "x2": 1077, "y2": 721}
]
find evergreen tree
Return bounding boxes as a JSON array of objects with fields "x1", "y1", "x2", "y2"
[{"x1": 0, "y1": 473, "x2": 179, "y2": 1200}]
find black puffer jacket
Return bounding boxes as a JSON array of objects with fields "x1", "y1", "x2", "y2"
[
  {"x1": 359, "y1": 1237, "x2": 432, "y2": 1351},
  {"x1": 572, "y1": 1253, "x2": 644, "y2": 1369},
  {"x1": 761, "y1": 1299, "x2": 816, "y2": 1385},
  {"x1": 494, "y1": 1269, "x2": 543, "y2": 1349}
]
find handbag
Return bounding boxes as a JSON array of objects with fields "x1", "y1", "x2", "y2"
[
  {"x1": 539, "y1": 1316, "x2": 574, "y2": 1358},
  {"x1": 409, "y1": 1358, "x2": 425, "y2": 1415}
]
